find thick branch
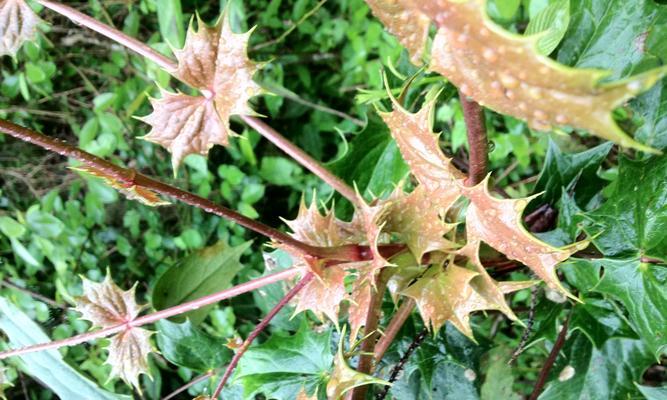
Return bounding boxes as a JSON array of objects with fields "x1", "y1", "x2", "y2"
[
  {"x1": 0, "y1": 268, "x2": 299, "y2": 360},
  {"x1": 0, "y1": 120, "x2": 360, "y2": 260},
  {"x1": 211, "y1": 273, "x2": 315, "y2": 398},
  {"x1": 373, "y1": 298, "x2": 415, "y2": 366},
  {"x1": 459, "y1": 93, "x2": 488, "y2": 186},
  {"x1": 351, "y1": 271, "x2": 390, "y2": 400}
]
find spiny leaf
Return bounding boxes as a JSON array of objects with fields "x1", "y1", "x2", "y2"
[
  {"x1": 74, "y1": 274, "x2": 152, "y2": 388},
  {"x1": 423, "y1": 0, "x2": 667, "y2": 153},
  {"x1": 365, "y1": 0, "x2": 431, "y2": 64},
  {"x1": 293, "y1": 263, "x2": 347, "y2": 324},
  {"x1": 0, "y1": 0, "x2": 39, "y2": 57},
  {"x1": 401, "y1": 263, "x2": 527, "y2": 338},
  {"x1": 326, "y1": 329, "x2": 389, "y2": 399},
  {"x1": 142, "y1": 11, "x2": 261, "y2": 171},
  {"x1": 71, "y1": 166, "x2": 169, "y2": 207},
  {"x1": 462, "y1": 177, "x2": 588, "y2": 298}
]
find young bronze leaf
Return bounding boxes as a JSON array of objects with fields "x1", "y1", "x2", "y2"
[
  {"x1": 0, "y1": 0, "x2": 39, "y2": 57},
  {"x1": 71, "y1": 166, "x2": 169, "y2": 207},
  {"x1": 326, "y1": 330, "x2": 389, "y2": 399},
  {"x1": 462, "y1": 177, "x2": 588, "y2": 298},
  {"x1": 292, "y1": 263, "x2": 347, "y2": 324},
  {"x1": 402, "y1": 263, "x2": 525, "y2": 338},
  {"x1": 74, "y1": 274, "x2": 152, "y2": 388},
  {"x1": 143, "y1": 11, "x2": 261, "y2": 170},
  {"x1": 365, "y1": 0, "x2": 430, "y2": 64},
  {"x1": 420, "y1": 0, "x2": 666, "y2": 153}
]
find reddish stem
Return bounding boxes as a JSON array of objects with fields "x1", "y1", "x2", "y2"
[
  {"x1": 0, "y1": 268, "x2": 299, "y2": 360},
  {"x1": 351, "y1": 271, "x2": 390, "y2": 400},
  {"x1": 0, "y1": 120, "x2": 358, "y2": 260},
  {"x1": 528, "y1": 311, "x2": 572, "y2": 400},
  {"x1": 163, "y1": 371, "x2": 215, "y2": 400},
  {"x1": 459, "y1": 93, "x2": 488, "y2": 187},
  {"x1": 211, "y1": 273, "x2": 315, "y2": 398},
  {"x1": 373, "y1": 298, "x2": 415, "y2": 366}
]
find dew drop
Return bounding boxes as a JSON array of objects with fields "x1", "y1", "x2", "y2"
[
  {"x1": 627, "y1": 81, "x2": 642, "y2": 91},
  {"x1": 482, "y1": 48, "x2": 498, "y2": 62},
  {"x1": 555, "y1": 114, "x2": 568, "y2": 124},
  {"x1": 464, "y1": 369, "x2": 477, "y2": 381},
  {"x1": 457, "y1": 33, "x2": 469, "y2": 43},
  {"x1": 518, "y1": 102, "x2": 528, "y2": 112},
  {"x1": 528, "y1": 87, "x2": 541, "y2": 99},
  {"x1": 504, "y1": 89, "x2": 516, "y2": 100},
  {"x1": 491, "y1": 81, "x2": 502, "y2": 91},
  {"x1": 533, "y1": 110, "x2": 548, "y2": 120},
  {"x1": 499, "y1": 73, "x2": 519, "y2": 89},
  {"x1": 558, "y1": 366, "x2": 575, "y2": 381}
]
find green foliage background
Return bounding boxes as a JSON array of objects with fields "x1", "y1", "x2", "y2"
[{"x1": 0, "y1": 0, "x2": 665, "y2": 399}]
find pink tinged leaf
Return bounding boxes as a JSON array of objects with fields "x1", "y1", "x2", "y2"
[
  {"x1": 292, "y1": 264, "x2": 347, "y2": 324},
  {"x1": 74, "y1": 274, "x2": 152, "y2": 388},
  {"x1": 419, "y1": 0, "x2": 665, "y2": 153},
  {"x1": 462, "y1": 177, "x2": 589, "y2": 299},
  {"x1": 348, "y1": 276, "x2": 373, "y2": 340},
  {"x1": 364, "y1": 0, "x2": 430, "y2": 64},
  {"x1": 141, "y1": 91, "x2": 229, "y2": 172},
  {"x1": 143, "y1": 12, "x2": 261, "y2": 170},
  {"x1": 0, "y1": 0, "x2": 39, "y2": 57},
  {"x1": 71, "y1": 166, "x2": 169, "y2": 207}
]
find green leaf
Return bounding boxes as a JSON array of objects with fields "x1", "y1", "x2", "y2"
[
  {"x1": 632, "y1": 80, "x2": 667, "y2": 150},
  {"x1": 234, "y1": 322, "x2": 333, "y2": 400},
  {"x1": 525, "y1": 0, "x2": 570, "y2": 56},
  {"x1": 532, "y1": 140, "x2": 611, "y2": 209},
  {"x1": 10, "y1": 238, "x2": 39, "y2": 267},
  {"x1": 157, "y1": 0, "x2": 185, "y2": 48},
  {"x1": 26, "y1": 207, "x2": 64, "y2": 238},
  {"x1": 329, "y1": 116, "x2": 409, "y2": 198},
  {"x1": 569, "y1": 297, "x2": 636, "y2": 348},
  {"x1": 586, "y1": 154, "x2": 667, "y2": 260},
  {"x1": 487, "y1": 0, "x2": 521, "y2": 20},
  {"x1": 0, "y1": 297, "x2": 128, "y2": 400},
  {"x1": 259, "y1": 157, "x2": 302, "y2": 186},
  {"x1": 636, "y1": 384, "x2": 667, "y2": 400},
  {"x1": 562, "y1": 258, "x2": 667, "y2": 358},
  {"x1": 152, "y1": 240, "x2": 250, "y2": 324},
  {"x1": 0, "y1": 216, "x2": 25, "y2": 239},
  {"x1": 155, "y1": 319, "x2": 231, "y2": 372},
  {"x1": 480, "y1": 347, "x2": 520, "y2": 400},
  {"x1": 538, "y1": 332, "x2": 653, "y2": 400}
]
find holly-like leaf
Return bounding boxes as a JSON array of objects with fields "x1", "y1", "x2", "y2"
[
  {"x1": 402, "y1": 263, "x2": 527, "y2": 338},
  {"x1": 0, "y1": 0, "x2": 39, "y2": 57},
  {"x1": 74, "y1": 274, "x2": 152, "y2": 388},
  {"x1": 142, "y1": 11, "x2": 261, "y2": 170},
  {"x1": 155, "y1": 319, "x2": 231, "y2": 372},
  {"x1": 390, "y1": 0, "x2": 666, "y2": 152},
  {"x1": 364, "y1": 0, "x2": 431, "y2": 64},
  {"x1": 292, "y1": 264, "x2": 347, "y2": 323},
  {"x1": 71, "y1": 166, "x2": 169, "y2": 206},
  {"x1": 326, "y1": 330, "x2": 389, "y2": 399},
  {"x1": 462, "y1": 177, "x2": 589, "y2": 297},
  {"x1": 539, "y1": 332, "x2": 654, "y2": 400},
  {"x1": 234, "y1": 322, "x2": 333, "y2": 400}
]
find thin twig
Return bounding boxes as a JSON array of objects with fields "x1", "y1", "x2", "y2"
[
  {"x1": 459, "y1": 93, "x2": 488, "y2": 186},
  {"x1": 0, "y1": 120, "x2": 361, "y2": 261},
  {"x1": 373, "y1": 298, "x2": 415, "y2": 367},
  {"x1": 528, "y1": 310, "x2": 572, "y2": 400},
  {"x1": 351, "y1": 271, "x2": 390, "y2": 400},
  {"x1": 211, "y1": 273, "x2": 315, "y2": 398},
  {"x1": 241, "y1": 116, "x2": 361, "y2": 206},
  {"x1": 0, "y1": 268, "x2": 299, "y2": 360},
  {"x1": 376, "y1": 328, "x2": 428, "y2": 400},
  {"x1": 0, "y1": 280, "x2": 65, "y2": 309},
  {"x1": 509, "y1": 285, "x2": 538, "y2": 364},
  {"x1": 162, "y1": 371, "x2": 215, "y2": 400},
  {"x1": 252, "y1": 0, "x2": 328, "y2": 50}
]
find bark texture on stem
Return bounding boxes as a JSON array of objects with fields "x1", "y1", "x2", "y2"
[
  {"x1": 0, "y1": 268, "x2": 299, "y2": 360},
  {"x1": 373, "y1": 298, "x2": 416, "y2": 367},
  {"x1": 528, "y1": 311, "x2": 572, "y2": 400},
  {"x1": 459, "y1": 93, "x2": 488, "y2": 187},
  {"x1": 212, "y1": 273, "x2": 315, "y2": 398}
]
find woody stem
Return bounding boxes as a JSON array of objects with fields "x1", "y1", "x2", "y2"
[{"x1": 459, "y1": 92, "x2": 488, "y2": 186}]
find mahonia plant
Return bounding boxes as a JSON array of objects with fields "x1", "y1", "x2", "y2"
[{"x1": 0, "y1": 0, "x2": 664, "y2": 399}]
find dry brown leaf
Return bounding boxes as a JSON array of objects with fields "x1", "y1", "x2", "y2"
[
  {"x1": 0, "y1": 0, "x2": 39, "y2": 57},
  {"x1": 393, "y1": 0, "x2": 666, "y2": 152},
  {"x1": 71, "y1": 166, "x2": 169, "y2": 207},
  {"x1": 142, "y1": 12, "x2": 261, "y2": 170},
  {"x1": 74, "y1": 274, "x2": 152, "y2": 388},
  {"x1": 461, "y1": 177, "x2": 589, "y2": 298},
  {"x1": 364, "y1": 0, "x2": 430, "y2": 64}
]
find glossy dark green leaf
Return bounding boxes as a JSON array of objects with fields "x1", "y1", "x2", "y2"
[
  {"x1": 480, "y1": 347, "x2": 520, "y2": 400},
  {"x1": 234, "y1": 322, "x2": 333, "y2": 400},
  {"x1": 636, "y1": 384, "x2": 667, "y2": 400},
  {"x1": 156, "y1": 319, "x2": 230, "y2": 372},
  {"x1": 152, "y1": 240, "x2": 250, "y2": 324},
  {"x1": 538, "y1": 332, "x2": 653, "y2": 400},
  {"x1": 586, "y1": 154, "x2": 667, "y2": 260},
  {"x1": 569, "y1": 297, "x2": 636, "y2": 347},
  {"x1": 532, "y1": 140, "x2": 611, "y2": 209},
  {"x1": 632, "y1": 81, "x2": 667, "y2": 150},
  {"x1": 330, "y1": 116, "x2": 409, "y2": 199},
  {"x1": 562, "y1": 258, "x2": 667, "y2": 357}
]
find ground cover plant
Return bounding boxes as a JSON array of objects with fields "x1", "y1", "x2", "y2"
[{"x1": 0, "y1": 0, "x2": 665, "y2": 399}]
